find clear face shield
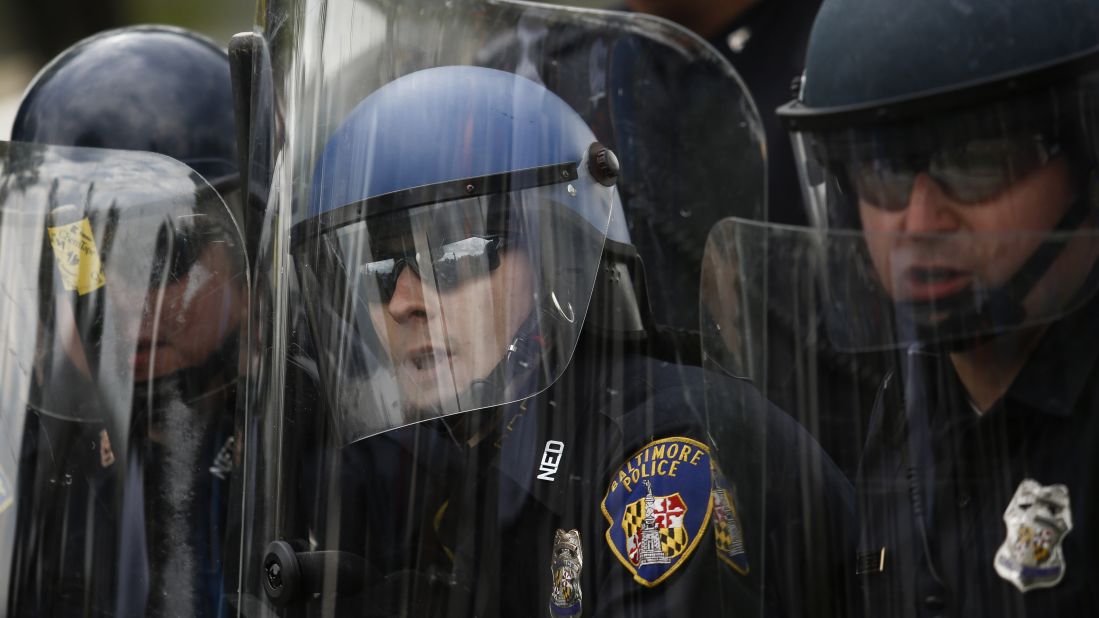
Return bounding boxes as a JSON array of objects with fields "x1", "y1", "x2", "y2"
[
  {"x1": 785, "y1": 83, "x2": 1099, "y2": 351},
  {"x1": 700, "y1": 218, "x2": 861, "y2": 618},
  {"x1": 293, "y1": 175, "x2": 609, "y2": 443},
  {"x1": 0, "y1": 142, "x2": 248, "y2": 617},
  {"x1": 752, "y1": 68, "x2": 1099, "y2": 613}
]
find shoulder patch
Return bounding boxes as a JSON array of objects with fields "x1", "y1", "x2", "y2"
[
  {"x1": 601, "y1": 437, "x2": 714, "y2": 587},
  {"x1": 711, "y1": 461, "x2": 749, "y2": 574}
]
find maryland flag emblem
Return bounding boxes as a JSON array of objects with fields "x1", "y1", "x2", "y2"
[
  {"x1": 602, "y1": 437, "x2": 714, "y2": 587},
  {"x1": 622, "y1": 489, "x2": 689, "y2": 566},
  {"x1": 712, "y1": 462, "x2": 749, "y2": 574}
]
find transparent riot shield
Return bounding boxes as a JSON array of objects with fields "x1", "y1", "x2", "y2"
[
  {"x1": 702, "y1": 216, "x2": 1099, "y2": 617},
  {"x1": 0, "y1": 141, "x2": 249, "y2": 617},
  {"x1": 234, "y1": 1, "x2": 775, "y2": 616},
  {"x1": 699, "y1": 217, "x2": 862, "y2": 618}
]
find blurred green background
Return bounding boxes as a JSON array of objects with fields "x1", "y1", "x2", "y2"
[{"x1": 0, "y1": 0, "x2": 617, "y2": 138}]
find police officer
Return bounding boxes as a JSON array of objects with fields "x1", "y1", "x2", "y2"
[
  {"x1": 270, "y1": 63, "x2": 851, "y2": 617},
  {"x1": 776, "y1": 0, "x2": 1099, "y2": 615},
  {"x1": 236, "y1": 0, "x2": 856, "y2": 607},
  {"x1": 5, "y1": 26, "x2": 247, "y2": 616}
]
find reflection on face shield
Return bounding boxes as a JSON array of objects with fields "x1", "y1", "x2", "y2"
[
  {"x1": 297, "y1": 168, "x2": 610, "y2": 441},
  {"x1": 99, "y1": 216, "x2": 245, "y2": 384},
  {"x1": 148, "y1": 222, "x2": 209, "y2": 285},
  {"x1": 320, "y1": 197, "x2": 539, "y2": 421},
  {"x1": 298, "y1": 185, "x2": 616, "y2": 439}
]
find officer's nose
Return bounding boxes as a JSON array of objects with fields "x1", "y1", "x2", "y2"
[
  {"x1": 386, "y1": 266, "x2": 429, "y2": 322},
  {"x1": 902, "y1": 173, "x2": 962, "y2": 234}
]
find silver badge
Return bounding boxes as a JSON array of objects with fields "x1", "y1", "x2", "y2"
[
  {"x1": 994, "y1": 479, "x2": 1072, "y2": 592},
  {"x1": 549, "y1": 529, "x2": 583, "y2": 617}
]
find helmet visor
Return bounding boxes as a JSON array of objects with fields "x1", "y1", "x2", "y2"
[
  {"x1": 0, "y1": 141, "x2": 247, "y2": 616},
  {"x1": 704, "y1": 218, "x2": 1099, "y2": 353},
  {"x1": 293, "y1": 179, "x2": 608, "y2": 443},
  {"x1": 786, "y1": 85, "x2": 1099, "y2": 349}
]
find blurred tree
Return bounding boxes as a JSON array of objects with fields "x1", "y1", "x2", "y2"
[{"x1": 9, "y1": 0, "x2": 124, "y2": 64}]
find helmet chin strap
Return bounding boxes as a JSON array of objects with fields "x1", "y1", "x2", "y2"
[
  {"x1": 463, "y1": 308, "x2": 554, "y2": 413},
  {"x1": 436, "y1": 309, "x2": 550, "y2": 445},
  {"x1": 894, "y1": 192, "x2": 1094, "y2": 352},
  {"x1": 436, "y1": 286, "x2": 589, "y2": 445}
]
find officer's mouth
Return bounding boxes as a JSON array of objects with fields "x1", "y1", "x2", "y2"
[
  {"x1": 401, "y1": 346, "x2": 453, "y2": 379},
  {"x1": 131, "y1": 338, "x2": 170, "y2": 376},
  {"x1": 899, "y1": 265, "x2": 973, "y2": 301}
]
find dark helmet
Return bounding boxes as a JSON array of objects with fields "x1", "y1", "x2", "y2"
[
  {"x1": 12, "y1": 25, "x2": 238, "y2": 187},
  {"x1": 777, "y1": 0, "x2": 1099, "y2": 349},
  {"x1": 295, "y1": 65, "x2": 637, "y2": 437},
  {"x1": 307, "y1": 65, "x2": 628, "y2": 240}
]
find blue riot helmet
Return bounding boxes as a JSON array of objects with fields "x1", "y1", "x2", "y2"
[
  {"x1": 12, "y1": 25, "x2": 238, "y2": 190},
  {"x1": 294, "y1": 66, "x2": 632, "y2": 440},
  {"x1": 777, "y1": 0, "x2": 1099, "y2": 350}
]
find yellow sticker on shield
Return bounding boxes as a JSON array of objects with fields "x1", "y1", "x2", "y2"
[{"x1": 48, "y1": 217, "x2": 106, "y2": 295}]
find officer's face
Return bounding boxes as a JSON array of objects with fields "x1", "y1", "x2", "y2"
[
  {"x1": 116, "y1": 241, "x2": 245, "y2": 383},
  {"x1": 858, "y1": 157, "x2": 1098, "y2": 317},
  {"x1": 368, "y1": 247, "x2": 534, "y2": 412}
]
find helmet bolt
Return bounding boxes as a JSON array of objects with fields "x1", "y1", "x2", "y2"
[{"x1": 588, "y1": 142, "x2": 620, "y2": 187}]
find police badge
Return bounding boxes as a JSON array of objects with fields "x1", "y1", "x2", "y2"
[
  {"x1": 994, "y1": 479, "x2": 1073, "y2": 592},
  {"x1": 550, "y1": 529, "x2": 583, "y2": 617},
  {"x1": 602, "y1": 437, "x2": 714, "y2": 587}
]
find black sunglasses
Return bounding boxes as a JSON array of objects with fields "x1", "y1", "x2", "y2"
[
  {"x1": 359, "y1": 234, "x2": 510, "y2": 303},
  {"x1": 832, "y1": 133, "x2": 1063, "y2": 212},
  {"x1": 148, "y1": 223, "x2": 210, "y2": 284}
]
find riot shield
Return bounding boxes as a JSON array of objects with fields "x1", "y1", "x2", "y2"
[
  {"x1": 0, "y1": 141, "x2": 248, "y2": 617},
  {"x1": 701, "y1": 215, "x2": 1099, "y2": 616},
  {"x1": 700, "y1": 217, "x2": 863, "y2": 618},
  {"x1": 234, "y1": 1, "x2": 776, "y2": 616}
]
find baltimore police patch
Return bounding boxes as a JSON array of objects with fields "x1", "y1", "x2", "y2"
[
  {"x1": 711, "y1": 461, "x2": 749, "y2": 574},
  {"x1": 602, "y1": 437, "x2": 714, "y2": 587}
]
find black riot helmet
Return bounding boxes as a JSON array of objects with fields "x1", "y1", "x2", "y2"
[
  {"x1": 777, "y1": 0, "x2": 1099, "y2": 350},
  {"x1": 12, "y1": 25, "x2": 238, "y2": 189}
]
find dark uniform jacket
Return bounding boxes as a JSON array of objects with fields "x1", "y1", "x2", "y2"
[
  {"x1": 7, "y1": 378, "x2": 235, "y2": 617},
  {"x1": 334, "y1": 339, "x2": 852, "y2": 617},
  {"x1": 855, "y1": 300, "x2": 1099, "y2": 617}
]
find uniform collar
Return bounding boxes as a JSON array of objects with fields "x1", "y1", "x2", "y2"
[
  {"x1": 901, "y1": 295, "x2": 1099, "y2": 439},
  {"x1": 1001, "y1": 293, "x2": 1099, "y2": 418}
]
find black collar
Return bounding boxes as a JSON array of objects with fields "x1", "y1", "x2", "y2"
[{"x1": 1000, "y1": 292, "x2": 1099, "y2": 418}]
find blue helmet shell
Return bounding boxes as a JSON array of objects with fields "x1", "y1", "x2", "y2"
[
  {"x1": 800, "y1": 0, "x2": 1099, "y2": 111},
  {"x1": 309, "y1": 65, "x2": 627, "y2": 242},
  {"x1": 12, "y1": 25, "x2": 237, "y2": 184}
]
